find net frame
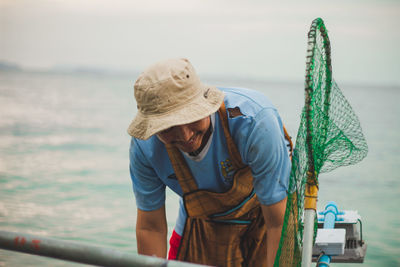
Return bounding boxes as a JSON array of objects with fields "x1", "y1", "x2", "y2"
[
  {"x1": 304, "y1": 17, "x2": 332, "y2": 185},
  {"x1": 275, "y1": 18, "x2": 333, "y2": 267},
  {"x1": 301, "y1": 17, "x2": 333, "y2": 267},
  {"x1": 274, "y1": 17, "x2": 368, "y2": 266}
]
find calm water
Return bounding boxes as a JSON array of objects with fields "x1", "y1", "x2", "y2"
[{"x1": 0, "y1": 71, "x2": 399, "y2": 266}]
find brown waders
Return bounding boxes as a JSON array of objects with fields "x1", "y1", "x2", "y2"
[{"x1": 166, "y1": 103, "x2": 270, "y2": 267}]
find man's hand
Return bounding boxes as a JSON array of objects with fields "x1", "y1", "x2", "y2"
[
  {"x1": 136, "y1": 205, "x2": 168, "y2": 258},
  {"x1": 261, "y1": 197, "x2": 287, "y2": 267}
]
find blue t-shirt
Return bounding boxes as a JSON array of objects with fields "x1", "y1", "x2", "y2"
[{"x1": 129, "y1": 87, "x2": 291, "y2": 235}]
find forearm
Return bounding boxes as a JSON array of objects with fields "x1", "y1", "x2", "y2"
[
  {"x1": 266, "y1": 222, "x2": 283, "y2": 266},
  {"x1": 136, "y1": 227, "x2": 167, "y2": 257},
  {"x1": 261, "y1": 197, "x2": 287, "y2": 267},
  {"x1": 136, "y1": 206, "x2": 168, "y2": 258}
]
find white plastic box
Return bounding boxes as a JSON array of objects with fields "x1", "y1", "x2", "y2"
[{"x1": 314, "y1": 228, "x2": 346, "y2": 255}]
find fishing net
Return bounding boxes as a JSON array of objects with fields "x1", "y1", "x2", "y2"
[{"x1": 274, "y1": 18, "x2": 368, "y2": 266}]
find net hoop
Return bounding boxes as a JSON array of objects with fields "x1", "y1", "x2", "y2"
[{"x1": 304, "y1": 17, "x2": 332, "y2": 187}]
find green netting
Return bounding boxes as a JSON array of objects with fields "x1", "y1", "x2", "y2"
[{"x1": 275, "y1": 18, "x2": 368, "y2": 266}]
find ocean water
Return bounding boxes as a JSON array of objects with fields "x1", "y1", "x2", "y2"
[{"x1": 0, "y1": 71, "x2": 399, "y2": 266}]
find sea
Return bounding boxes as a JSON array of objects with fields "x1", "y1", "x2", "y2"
[{"x1": 0, "y1": 70, "x2": 399, "y2": 266}]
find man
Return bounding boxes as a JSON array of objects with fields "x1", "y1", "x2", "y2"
[{"x1": 128, "y1": 58, "x2": 291, "y2": 267}]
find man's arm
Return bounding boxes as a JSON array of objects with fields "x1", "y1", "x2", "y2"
[
  {"x1": 136, "y1": 205, "x2": 168, "y2": 258},
  {"x1": 261, "y1": 197, "x2": 287, "y2": 267}
]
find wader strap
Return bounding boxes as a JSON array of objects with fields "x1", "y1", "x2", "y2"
[
  {"x1": 166, "y1": 144, "x2": 198, "y2": 193},
  {"x1": 217, "y1": 102, "x2": 246, "y2": 170},
  {"x1": 283, "y1": 125, "x2": 294, "y2": 158}
]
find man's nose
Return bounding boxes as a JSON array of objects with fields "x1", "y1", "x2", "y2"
[{"x1": 173, "y1": 125, "x2": 193, "y2": 142}]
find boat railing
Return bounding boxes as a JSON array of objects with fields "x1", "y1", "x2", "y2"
[{"x1": 0, "y1": 230, "x2": 210, "y2": 267}]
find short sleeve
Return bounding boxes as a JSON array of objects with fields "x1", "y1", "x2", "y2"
[
  {"x1": 129, "y1": 138, "x2": 166, "y2": 211},
  {"x1": 236, "y1": 108, "x2": 291, "y2": 205}
]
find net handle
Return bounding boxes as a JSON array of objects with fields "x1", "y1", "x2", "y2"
[{"x1": 302, "y1": 17, "x2": 332, "y2": 267}]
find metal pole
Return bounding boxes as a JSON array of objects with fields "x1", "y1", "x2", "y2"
[
  {"x1": 0, "y1": 230, "x2": 209, "y2": 267},
  {"x1": 301, "y1": 177, "x2": 318, "y2": 267},
  {"x1": 301, "y1": 209, "x2": 316, "y2": 267}
]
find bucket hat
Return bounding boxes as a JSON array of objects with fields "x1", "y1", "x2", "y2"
[{"x1": 127, "y1": 58, "x2": 225, "y2": 140}]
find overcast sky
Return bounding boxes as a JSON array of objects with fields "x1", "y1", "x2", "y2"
[{"x1": 1, "y1": 0, "x2": 399, "y2": 86}]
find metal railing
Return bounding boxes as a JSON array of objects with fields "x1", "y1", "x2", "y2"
[{"x1": 0, "y1": 230, "x2": 209, "y2": 267}]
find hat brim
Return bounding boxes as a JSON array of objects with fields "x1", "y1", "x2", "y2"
[{"x1": 127, "y1": 86, "x2": 224, "y2": 140}]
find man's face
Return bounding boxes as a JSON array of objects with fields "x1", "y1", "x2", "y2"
[{"x1": 156, "y1": 117, "x2": 211, "y2": 153}]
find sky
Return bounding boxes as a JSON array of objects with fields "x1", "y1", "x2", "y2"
[{"x1": 1, "y1": 0, "x2": 399, "y2": 86}]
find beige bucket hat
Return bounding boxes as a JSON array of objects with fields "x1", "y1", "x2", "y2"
[{"x1": 127, "y1": 58, "x2": 225, "y2": 140}]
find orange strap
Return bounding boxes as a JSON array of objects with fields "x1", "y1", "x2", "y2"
[
  {"x1": 165, "y1": 144, "x2": 198, "y2": 193},
  {"x1": 217, "y1": 102, "x2": 246, "y2": 170},
  {"x1": 304, "y1": 171, "x2": 319, "y2": 210}
]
